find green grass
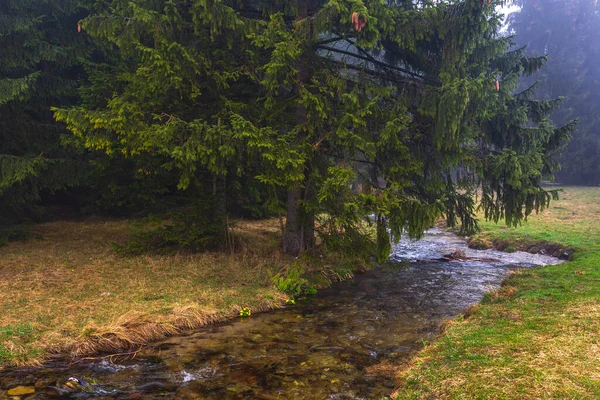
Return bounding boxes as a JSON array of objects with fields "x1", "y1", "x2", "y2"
[
  {"x1": 0, "y1": 324, "x2": 40, "y2": 364},
  {"x1": 394, "y1": 187, "x2": 600, "y2": 399},
  {"x1": 476, "y1": 187, "x2": 600, "y2": 253}
]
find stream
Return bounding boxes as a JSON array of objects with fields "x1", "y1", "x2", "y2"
[{"x1": 0, "y1": 229, "x2": 563, "y2": 399}]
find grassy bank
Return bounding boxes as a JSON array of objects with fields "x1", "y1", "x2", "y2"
[
  {"x1": 394, "y1": 186, "x2": 600, "y2": 399},
  {"x1": 0, "y1": 218, "x2": 365, "y2": 368}
]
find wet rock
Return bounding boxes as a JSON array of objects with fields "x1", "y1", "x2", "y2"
[
  {"x1": 560, "y1": 249, "x2": 574, "y2": 260},
  {"x1": 143, "y1": 355, "x2": 164, "y2": 364},
  {"x1": 120, "y1": 393, "x2": 144, "y2": 400},
  {"x1": 227, "y1": 367, "x2": 258, "y2": 386},
  {"x1": 34, "y1": 377, "x2": 54, "y2": 389},
  {"x1": 61, "y1": 376, "x2": 90, "y2": 392},
  {"x1": 254, "y1": 394, "x2": 281, "y2": 400},
  {"x1": 44, "y1": 386, "x2": 69, "y2": 397},
  {"x1": 309, "y1": 346, "x2": 344, "y2": 352},
  {"x1": 137, "y1": 381, "x2": 170, "y2": 391},
  {"x1": 176, "y1": 387, "x2": 202, "y2": 399},
  {"x1": 264, "y1": 376, "x2": 281, "y2": 389},
  {"x1": 492, "y1": 238, "x2": 510, "y2": 251},
  {"x1": 0, "y1": 377, "x2": 16, "y2": 389},
  {"x1": 7, "y1": 386, "x2": 35, "y2": 396},
  {"x1": 526, "y1": 242, "x2": 569, "y2": 259},
  {"x1": 443, "y1": 249, "x2": 467, "y2": 260}
]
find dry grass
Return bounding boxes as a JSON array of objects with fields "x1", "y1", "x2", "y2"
[{"x1": 0, "y1": 217, "x2": 322, "y2": 367}]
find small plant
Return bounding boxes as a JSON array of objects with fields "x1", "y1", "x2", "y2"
[
  {"x1": 304, "y1": 285, "x2": 318, "y2": 296},
  {"x1": 239, "y1": 307, "x2": 251, "y2": 317},
  {"x1": 285, "y1": 298, "x2": 296, "y2": 305},
  {"x1": 271, "y1": 266, "x2": 309, "y2": 297}
]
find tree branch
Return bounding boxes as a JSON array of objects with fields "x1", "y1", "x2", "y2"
[{"x1": 316, "y1": 45, "x2": 428, "y2": 82}]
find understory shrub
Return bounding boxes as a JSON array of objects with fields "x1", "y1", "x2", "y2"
[
  {"x1": 271, "y1": 266, "x2": 317, "y2": 298},
  {"x1": 0, "y1": 225, "x2": 32, "y2": 247},
  {"x1": 114, "y1": 202, "x2": 227, "y2": 255}
]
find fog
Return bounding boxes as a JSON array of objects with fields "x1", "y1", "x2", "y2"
[{"x1": 504, "y1": 0, "x2": 600, "y2": 185}]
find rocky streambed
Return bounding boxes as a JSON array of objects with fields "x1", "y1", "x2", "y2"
[{"x1": 0, "y1": 229, "x2": 563, "y2": 399}]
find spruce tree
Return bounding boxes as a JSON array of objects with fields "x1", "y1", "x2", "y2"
[
  {"x1": 54, "y1": 0, "x2": 573, "y2": 258},
  {"x1": 55, "y1": 0, "x2": 270, "y2": 242}
]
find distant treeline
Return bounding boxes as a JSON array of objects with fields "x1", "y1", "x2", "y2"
[{"x1": 507, "y1": 0, "x2": 600, "y2": 185}]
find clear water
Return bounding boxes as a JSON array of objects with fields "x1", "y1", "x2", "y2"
[{"x1": 0, "y1": 229, "x2": 562, "y2": 399}]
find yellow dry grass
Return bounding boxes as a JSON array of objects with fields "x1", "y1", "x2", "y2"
[{"x1": 0, "y1": 218, "x2": 293, "y2": 367}]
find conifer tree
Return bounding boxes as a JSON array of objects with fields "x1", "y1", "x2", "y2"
[
  {"x1": 54, "y1": 0, "x2": 573, "y2": 258},
  {"x1": 55, "y1": 0, "x2": 270, "y2": 241},
  {"x1": 0, "y1": 0, "x2": 91, "y2": 221}
]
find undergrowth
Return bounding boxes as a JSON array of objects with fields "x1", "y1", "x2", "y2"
[
  {"x1": 271, "y1": 265, "x2": 318, "y2": 298},
  {"x1": 0, "y1": 225, "x2": 31, "y2": 247},
  {"x1": 113, "y1": 206, "x2": 226, "y2": 255}
]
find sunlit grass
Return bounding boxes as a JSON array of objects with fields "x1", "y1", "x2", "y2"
[{"x1": 394, "y1": 186, "x2": 600, "y2": 399}]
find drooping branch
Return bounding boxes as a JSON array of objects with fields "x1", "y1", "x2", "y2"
[
  {"x1": 332, "y1": 61, "x2": 422, "y2": 88},
  {"x1": 316, "y1": 45, "x2": 429, "y2": 82},
  {"x1": 317, "y1": 35, "x2": 345, "y2": 46}
]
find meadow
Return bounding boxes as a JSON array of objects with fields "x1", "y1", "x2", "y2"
[{"x1": 394, "y1": 186, "x2": 600, "y2": 399}]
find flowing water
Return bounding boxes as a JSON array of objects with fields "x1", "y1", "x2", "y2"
[{"x1": 0, "y1": 229, "x2": 563, "y2": 400}]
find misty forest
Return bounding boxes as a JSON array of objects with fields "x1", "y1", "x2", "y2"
[{"x1": 1, "y1": 0, "x2": 599, "y2": 399}]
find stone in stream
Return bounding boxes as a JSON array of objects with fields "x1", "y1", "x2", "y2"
[
  {"x1": 7, "y1": 386, "x2": 35, "y2": 396},
  {"x1": 175, "y1": 387, "x2": 203, "y2": 398},
  {"x1": 34, "y1": 377, "x2": 54, "y2": 389},
  {"x1": 137, "y1": 381, "x2": 171, "y2": 391}
]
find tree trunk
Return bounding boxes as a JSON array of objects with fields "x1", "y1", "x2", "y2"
[
  {"x1": 302, "y1": 196, "x2": 315, "y2": 250},
  {"x1": 283, "y1": 184, "x2": 303, "y2": 256},
  {"x1": 213, "y1": 173, "x2": 228, "y2": 247},
  {"x1": 283, "y1": 168, "x2": 316, "y2": 256},
  {"x1": 282, "y1": 0, "x2": 317, "y2": 256}
]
